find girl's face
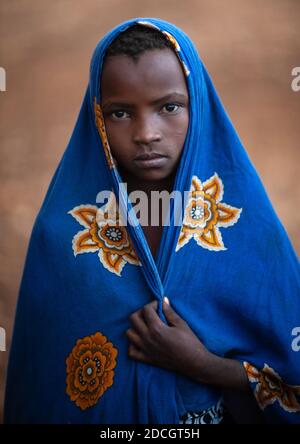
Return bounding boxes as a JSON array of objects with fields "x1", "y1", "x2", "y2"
[{"x1": 100, "y1": 48, "x2": 189, "y2": 183}]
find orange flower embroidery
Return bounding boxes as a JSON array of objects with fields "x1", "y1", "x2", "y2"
[
  {"x1": 66, "y1": 332, "x2": 118, "y2": 410},
  {"x1": 176, "y1": 173, "x2": 242, "y2": 252},
  {"x1": 244, "y1": 362, "x2": 300, "y2": 413},
  {"x1": 94, "y1": 97, "x2": 115, "y2": 170},
  {"x1": 68, "y1": 193, "x2": 141, "y2": 276}
]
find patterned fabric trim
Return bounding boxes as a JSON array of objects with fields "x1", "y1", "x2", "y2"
[
  {"x1": 179, "y1": 400, "x2": 225, "y2": 424},
  {"x1": 243, "y1": 361, "x2": 300, "y2": 413}
]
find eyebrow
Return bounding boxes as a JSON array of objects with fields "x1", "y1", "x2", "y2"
[{"x1": 101, "y1": 92, "x2": 188, "y2": 110}]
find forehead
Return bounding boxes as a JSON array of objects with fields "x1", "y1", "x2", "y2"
[{"x1": 100, "y1": 49, "x2": 188, "y2": 101}]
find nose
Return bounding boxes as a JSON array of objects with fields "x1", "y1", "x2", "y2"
[{"x1": 133, "y1": 115, "x2": 162, "y2": 145}]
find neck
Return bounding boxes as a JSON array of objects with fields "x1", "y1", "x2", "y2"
[{"x1": 118, "y1": 168, "x2": 176, "y2": 227}]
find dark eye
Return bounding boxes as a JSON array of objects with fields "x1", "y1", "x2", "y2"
[
  {"x1": 161, "y1": 103, "x2": 180, "y2": 114},
  {"x1": 111, "y1": 110, "x2": 130, "y2": 119}
]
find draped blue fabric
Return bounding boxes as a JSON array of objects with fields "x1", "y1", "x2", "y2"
[{"x1": 4, "y1": 18, "x2": 300, "y2": 424}]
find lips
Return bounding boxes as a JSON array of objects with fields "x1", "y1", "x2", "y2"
[
  {"x1": 134, "y1": 152, "x2": 168, "y2": 169},
  {"x1": 134, "y1": 153, "x2": 165, "y2": 161}
]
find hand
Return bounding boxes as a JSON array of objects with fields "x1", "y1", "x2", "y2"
[
  {"x1": 126, "y1": 298, "x2": 250, "y2": 391},
  {"x1": 126, "y1": 298, "x2": 210, "y2": 380}
]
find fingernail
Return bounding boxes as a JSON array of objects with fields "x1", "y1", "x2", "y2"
[{"x1": 164, "y1": 296, "x2": 170, "y2": 305}]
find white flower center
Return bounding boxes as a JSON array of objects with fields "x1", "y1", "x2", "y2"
[{"x1": 191, "y1": 205, "x2": 204, "y2": 220}]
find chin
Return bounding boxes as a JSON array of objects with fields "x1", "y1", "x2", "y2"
[
  {"x1": 118, "y1": 164, "x2": 176, "y2": 184},
  {"x1": 135, "y1": 168, "x2": 173, "y2": 182}
]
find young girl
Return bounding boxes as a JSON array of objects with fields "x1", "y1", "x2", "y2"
[{"x1": 4, "y1": 18, "x2": 300, "y2": 424}]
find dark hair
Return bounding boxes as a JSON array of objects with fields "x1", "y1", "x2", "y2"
[{"x1": 105, "y1": 24, "x2": 174, "y2": 61}]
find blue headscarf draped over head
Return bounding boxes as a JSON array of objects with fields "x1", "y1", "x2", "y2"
[{"x1": 5, "y1": 18, "x2": 300, "y2": 424}]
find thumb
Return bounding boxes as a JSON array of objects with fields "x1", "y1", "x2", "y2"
[{"x1": 163, "y1": 297, "x2": 184, "y2": 327}]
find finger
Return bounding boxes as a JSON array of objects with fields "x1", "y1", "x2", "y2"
[
  {"x1": 163, "y1": 297, "x2": 185, "y2": 327},
  {"x1": 126, "y1": 328, "x2": 144, "y2": 350},
  {"x1": 142, "y1": 301, "x2": 164, "y2": 329},
  {"x1": 129, "y1": 309, "x2": 149, "y2": 337},
  {"x1": 127, "y1": 344, "x2": 150, "y2": 364},
  {"x1": 143, "y1": 300, "x2": 158, "y2": 312}
]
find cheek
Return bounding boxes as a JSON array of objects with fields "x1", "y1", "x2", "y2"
[
  {"x1": 179, "y1": 110, "x2": 190, "y2": 134},
  {"x1": 105, "y1": 122, "x2": 132, "y2": 159},
  {"x1": 166, "y1": 113, "x2": 189, "y2": 147}
]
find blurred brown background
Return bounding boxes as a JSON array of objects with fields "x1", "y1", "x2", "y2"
[{"x1": 0, "y1": 0, "x2": 299, "y2": 423}]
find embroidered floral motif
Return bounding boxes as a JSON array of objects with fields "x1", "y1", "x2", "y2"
[
  {"x1": 94, "y1": 97, "x2": 115, "y2": 170},
  {"x1": 66, "y1": 332, "x2": 118, "y2": 410},
  {"x1": 69, "y1": 192, "x2": 141, "y2": 276},
  {"x1": 244, "y1": 362, "x2": 300, "y2": 413},
  {"x1": 176, "y1": 173, "x2": 242, "y2": 252}
]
